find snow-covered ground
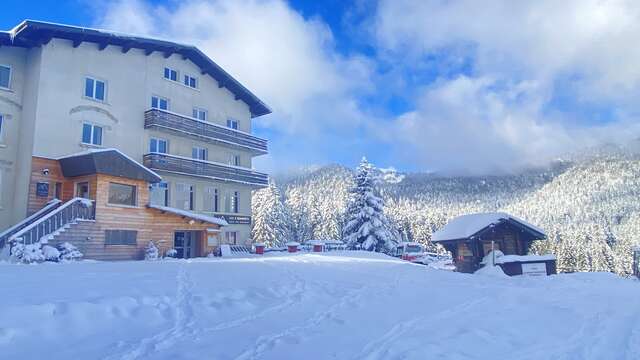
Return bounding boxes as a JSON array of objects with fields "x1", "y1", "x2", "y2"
[{"x1": 1, "y1": 252, "x2": 639, "y2": 360}]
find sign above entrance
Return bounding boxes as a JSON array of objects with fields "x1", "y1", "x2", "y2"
[{"x1": 218, "y1": 215, "x2": 251, "y2": 225}]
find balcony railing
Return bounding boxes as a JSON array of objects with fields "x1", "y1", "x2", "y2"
[
  {"x1": 144, "y1": 153, "x2": 269, "y2": 187},
  {"x1": 144, "y1": 109, "x2": 268, "y2": 154}
]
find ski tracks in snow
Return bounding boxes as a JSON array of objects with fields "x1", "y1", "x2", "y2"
[
  {"x1": 354, "y1": 297, "x2": 490, "y2": 360},
  {"x1": 103, "y1": 263, "x2": 197, "y2": 360},
  {"x1": 235, "y1": 265, "x2": 403, "y2": 360}
]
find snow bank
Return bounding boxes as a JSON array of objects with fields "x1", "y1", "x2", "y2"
[
  {"x1": 475, "y1": 264, "x2": 509, "y2": 278},
  {"x1": 495, "y1": 254, "x2": 556, "y2": 264},
  {"x1": 0, "y1": 252, "x2": 638, "y2": 359}
]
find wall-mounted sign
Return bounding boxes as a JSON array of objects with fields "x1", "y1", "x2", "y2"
[
  {"x1": 521, "y1": 262, "x2": 547, "y2": 276},
  {"x1": 36, "y1": 182, "x2": 49, "y2": 197},
  {"x1": 219, "y1": 215, "x2": 251, "y2": 225}
]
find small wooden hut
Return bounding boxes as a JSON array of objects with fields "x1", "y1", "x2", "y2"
[{"x1": 431, "y1": 212, "x2": 555, "y2": 275}]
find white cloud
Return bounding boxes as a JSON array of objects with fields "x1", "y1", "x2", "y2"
[
  {"x1": 373, "y1": 0, "x2": 640, "y2": 173},
  {"x1": 386, "y1": 76, "x2": 640, "y2": 174},
  {"x1": 95, "y1": 0, "x2": 373, "y2": 135},
  {"x1": 375, "y1": 0, "x2": 640, "y2": 99},
  {"x1": 92, "y1": 0, "x2": 640, "y2": 175}
]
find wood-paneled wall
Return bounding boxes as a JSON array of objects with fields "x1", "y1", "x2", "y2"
[{"x1": 27, "y1": 157, "x2": 223, "y2": 260}]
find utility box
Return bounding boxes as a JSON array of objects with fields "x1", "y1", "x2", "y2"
[
  {"x1": 308, "y1": 240, "x2": 324, "y2": 252},
  {"x1": 287, "y1": 242, "x2": 300, "y2": 253},
  {"x1": 254, "y1": 243, "x2": 265, "y2": 255}
]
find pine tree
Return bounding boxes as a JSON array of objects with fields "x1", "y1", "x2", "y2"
[
  {"x1": 342, "y1": 158, "x2": 398, "y2": 252},
  {"x1": 252, "y1": 181, "x2": 291, "y2": 247}
]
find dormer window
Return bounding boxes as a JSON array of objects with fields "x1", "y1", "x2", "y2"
[{"x1": 164, "y1": 67, "x2": 178, "y2": 82}]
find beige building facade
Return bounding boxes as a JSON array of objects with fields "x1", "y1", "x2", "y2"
[{"x1": 0, "y1": 20, "x2": 270, "y2": 247}]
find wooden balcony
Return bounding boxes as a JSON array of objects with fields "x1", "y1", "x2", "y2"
[
  {"x1": 144, "y1": 109, "x2": 268, "y2": 154},
  {"x1": 143, "y1": 153, "x2": 269, "y2": 187}
]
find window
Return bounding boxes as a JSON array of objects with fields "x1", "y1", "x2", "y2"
[
  {"x1": 229, "y1": 154, "x2": 240, "y2": 167},
  {"x1": 225, "y1": 190, "x2": 239, "y2": 213},
  {"x1": 84, "y1": 77, "x2": 106, "y2": 101},
  {"x1": 192, "y1": 147, "x2": 207, "y2": 161},
  {"x1": 176, "y1": 183, "x2": 194, "y2": 210},
  {"x1": 105, "y1": 230, "x2": 138, "y2": 245},
  {"x1": 108, "y1": 182, "x2": 137, "y2": 206},
  {"x1": 82, "y1": 123, "x2": 103, "y2": 145},
  {"x1": 0, "y1": 65, "x2": 11, "y2": 89},
  {"x1": 204, "y1": 187, "x2": 219, "y2": 213},
  {"x1": 150, "y1": 182, "x2": 169, "y2": 206},
  {"x1": 192, "y1": 107, "x2": 207, "y2": 121},
  {"x1": 151, "y1": 96, "x2": 169, "y2": 110},
  {"x1": 225, "y1": 231, "x2": 238, "y2": 245},
  {"x1": 184, "y1": 74, "x2": 197, "y2": 88},
  {"x1": 149, "y1": 137, "x2": 168, "y2": 153},
  {"x1": 232, "y1": 191, "x2": 239, "y2": 213},
  {"x1": 227, "y1": 118, "x2": 239, "y2": 130},
  {"x1": 164, "y1": 67, "x2": 178, "y2": 81}
]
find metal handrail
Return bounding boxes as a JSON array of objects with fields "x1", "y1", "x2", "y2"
[
  {"x1": 8, "y1": 197, "x2": 95, "y2": 246},
  {"x1": 0, "y1": 199, "x2": 62, "y2": 249}
]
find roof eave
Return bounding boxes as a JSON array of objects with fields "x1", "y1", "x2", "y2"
[{"x1": 8, "y1": 20, "x2": 272, "y2": 118}]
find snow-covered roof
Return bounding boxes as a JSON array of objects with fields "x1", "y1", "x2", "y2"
[
  {"x1": 398, "y1": 242, "x2": 422, "y2": 247},
  {"x1": 431, "y1": 212, "x2": 546, "y2": 242},
  {"x1": 495, "y1": 254, "x2": 556, "y2": 264},
  {"x1": 148, "y1": 205, "x2": 228, "y2": 226},
  {"x1": 3, "y1": 20, "x2": 271, "y2": 118},
  {"x1": 56, "y1": 148, "x2": 162, "y2": 183}
]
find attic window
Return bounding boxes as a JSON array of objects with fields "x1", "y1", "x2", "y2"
[
  {"x1": 164, "y1": 67, "x2": 178, "y2": 82},
  {"x1": 184, "y1": 74, "x2": 197, "y2": 89}
]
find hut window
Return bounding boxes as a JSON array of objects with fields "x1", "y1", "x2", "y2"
[
  {"x1": 108, "y1": 182, "x2": 137, "y2": 206},
  {"x1": 105, "y1": 230, "x2": 137, "y2": 245}
]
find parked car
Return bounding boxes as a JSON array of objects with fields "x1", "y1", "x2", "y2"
[{"x1": 393, "y1": 242, "x2": 425, "y2": 262}]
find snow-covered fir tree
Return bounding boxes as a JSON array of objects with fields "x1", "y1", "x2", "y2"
[
  {"x1": 252, "y1": 181, "x2": 291, "y2": 247},
  {"x1": 342, "y1": 158, "x2": 398, "y2": 252}
]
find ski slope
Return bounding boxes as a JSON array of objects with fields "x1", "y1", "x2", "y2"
[{"x1": 1, "y1": 252, "x2": 639, "y2": 359}]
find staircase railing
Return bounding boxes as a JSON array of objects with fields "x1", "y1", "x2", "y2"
[
  {"x1": 0, "y1": 199, "x2": 62, "y2": 249},
  {"x1": 7, "y1": 198, "x2": 95, "y2": 247}
]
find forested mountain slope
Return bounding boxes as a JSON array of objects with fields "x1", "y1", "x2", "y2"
[{"x1": 260, "y1": 151, "x2": 640, "y2": 275}]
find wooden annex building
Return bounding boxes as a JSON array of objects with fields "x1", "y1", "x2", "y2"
[
  {"x1": 432, "y1": 212, "x2": 556, "y2": 276},
  {"x1": 1, "y1": 149, "x2": 228, "y2": 260}
]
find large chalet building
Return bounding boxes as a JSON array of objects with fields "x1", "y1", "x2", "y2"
[{"x1": 0, "y1": 20, "x2": 270, "y2": 259}]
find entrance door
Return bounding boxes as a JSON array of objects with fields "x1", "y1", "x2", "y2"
[
  {"x1": 76, "y1": 182, "x2": 90, "y2": 199},
  {"x1": 174, "y1": 231, "x2": 197, "y2": 259}
]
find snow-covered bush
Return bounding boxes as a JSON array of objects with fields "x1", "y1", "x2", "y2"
[
  {"x1": 165, "y1": 248, "x2": 178, "y2": 258},
  {"x1": 144, "y1": 241, "x2": 159, "y2": 260},
  {"x1": 42, "y1": 245, "x2": 61, "y2": 262},
  {"x1": 11, "y1": 242, "x2": 45, "y2": 263},
  {"x1": 57, "y1": 242, "x2": 83, "y2": 261}
]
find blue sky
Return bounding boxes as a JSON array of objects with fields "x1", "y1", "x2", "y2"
[{"x1": 3, "y1": 0, "x2": 640, "y2": 175}]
